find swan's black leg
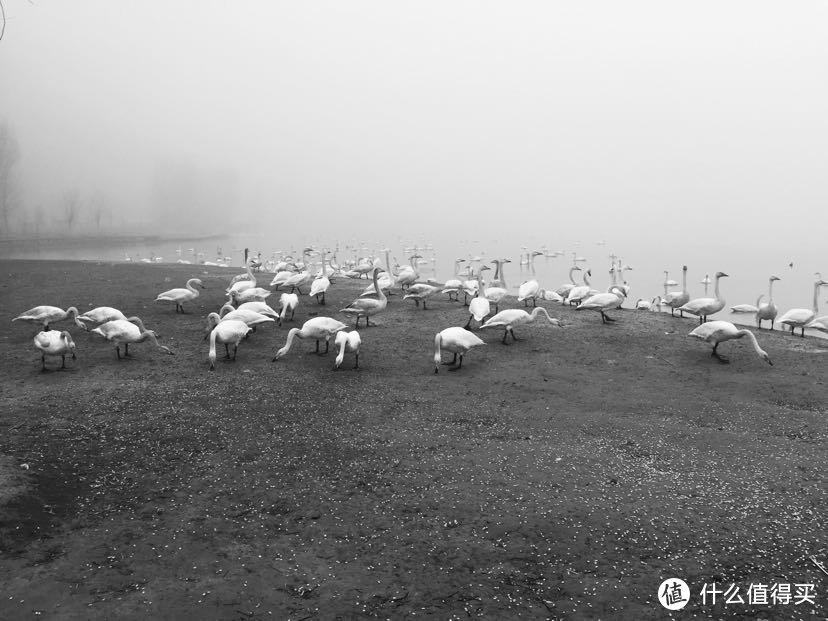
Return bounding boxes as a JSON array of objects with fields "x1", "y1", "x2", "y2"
[
  {"x1": 501, "y1": 330, "x2": 509, "y2": 344},
  {"x1": 711, "y1": 343, "x2": 729, "y2": 363},
  {"x1": 323, "y1": 341, "x2": 329, "y2": 354},
  {"x1": 232, "y1": 344, "x2": 238, "y2": 360},
  {"x1": 315, "y1": 340, "x2": 321, "y2": 354},
  {"x1": 116, "y1": 345, "x2": 122, "y2": 360},
  {"x1": 366, "y1": 316, "x2": 371, "y2": 327},
  {"x1": 124, "y1": 343, "x2": 130, "y2": 357},
  {"x1": 61, "y1": 355, "x2": 66, "y2": 369},
  {"x1": 423, "y1": 300, "x2": 428, "y2": 310},
  {"x1": 41, "y1": 354, "x2": 47, "y2": 372},
  {"x1": 291, "y1": 308, "x2": 295, "y2": 321},
  {"x1": 464, "y1": 315, "x2": 472, "y2": 330},
  {"x1": 442, "y1": 353, "x2": 458, "y2": 366},
  {"x1": 354, "y1": 353, "x2": 359, "y2": 370},
  {"x1": 449, "y1": 355, "x2": 463, "y2": 371}
]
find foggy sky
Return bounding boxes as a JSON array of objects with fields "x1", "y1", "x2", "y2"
[{"x1": 1, "y1": 1, "x2": 827, "y2": 260}]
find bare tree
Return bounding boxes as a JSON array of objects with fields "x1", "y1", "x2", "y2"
[
  {"x1": 0, "y1": 121, "x2": 20, "y2": 235},
  {"x1": 62, "y1": 188, "x2": 81, "y2": 232},
  {"x1": 89, "y1": 189, "x2": 110, "y2": 232}
]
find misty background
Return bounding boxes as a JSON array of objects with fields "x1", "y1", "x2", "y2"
[{"x1": 0, "y1": 1, "x2": 826, "y2": 315}]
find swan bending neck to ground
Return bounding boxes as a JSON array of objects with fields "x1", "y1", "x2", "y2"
[
  {"x1": 334, "y1": 330, "x2": 362, "y2": 370},
  {"x1": 91, "y1": 320, "x2": 174, "y2": 359},
  {"x1": 208, "y1": 319, "x2": 252, "y2": 370},
  {"x1": 689, "y1": 321, "x2": 772, "y2": 365},
  {"x1": 480, "y1": 306, "x2": 562, "y2": 344},
  {"x1": 33, "y1": 330, "x2": 76, "y2": 371},
  {"x1": 433, "y1": 326, "x2": 485, "y2": 372},
  {"x1": 13, "y1": 306, "x2": 83, "y2": 330},
  {"x1": 272, "y1": 317, "x2": 348, "y2": 359}
]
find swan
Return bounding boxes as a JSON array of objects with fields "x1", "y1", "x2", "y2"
[
  {"x1": 205, "y1": 310, "x2": 273, "y2": 339},
  {"x1": 403, "y1": 283, "x2": 442, "y2": 309},
  {"x1": 441, "y1": 258, "x2": 467, "y2": 301},
  {"x1": 76, "y1": 307, "x2": 146, "y2": 331},
  {"x1": 564, "y1": 269, "x2": 593, "y2": 306},
  {"x1": 731, "y1": 291, "x2": 765, "y2": 313},
  {"x1": 272, "y1": 316, "x2": 348, "y2": 359},
  {"x1": 33, "y1": 330, "x2": 76, "y2": 371},
  {"x1": 234, "y1": 301, "x2": 280, "y2": 320},
  {"x1": 360, "y1": 249, "x2": 396, "y2": 297},
  {"x1": 269, "y1": 269, "x2": 298, "y2": 289},
  {"x1": 576, "y1": 286, "x2": 627, "y2": 324},
  {"x1": 230, "y1": 287, "x2": 272, "y2": 305},
  {"x1": 395, "y1": 254, "x2": 422, "y2": 291},
  {"x1": 777, "y1": 277, "x2": 828, "y2": 336},
  {"x1": 207, "y1": 319, "x2": 251, "y2": 370},
  {"x1": 663, "y1": 266, "x2": 690, "y2": 317},
  {"x1": 635, "y1": 298, "x2": 653, "y2": 310},
  {"x1": 13, "y1": 305, "x2": 83, "y2": 330},
  {"x1": 155, "y1": 278, "x2": 205, "y2": 313},
  {"x1": 227, "y1": 255, "x2": 256, "y2": 295},
  {"x1": 483, "y1": 259, "x2": 511, "y2": 312},
  {"x1": 678, "y1": 271, "x2": 729, "y2": 324},
  {"x1": 91, "y1": 319, "x2": 174, "y2": 359},
  {"x1": 555, "y1": 265, "x2": 582, "y2": 301},
  {"x1": 278, "y1": 292, "x2": 299, "y2": 325},
  {"x1": 662, "y1": 271, "x2": 679, "y2": 297},
  {"x1": 309, "y1": 251, "x2": 331, "y2": 304},
  {"x1": 334, "y1": 330, "x2": 362, "y2": 370},
  {"x1": 755, "y1": 276, "x2": 781, "y2": 330},
  {"x1": 340, "y1": 268, "x2": 387, "y2": 327},
  {"x1": 806, "y1": 315, "x2": 828, "y2": 334},
  {"x1": 480, "y1": 307, "x2": 562, "y2": 344},
  {"x1": 517, "y1": 279, "x2": 541, "y2": 307},
  {"x1": 465, "y1": 266, "x2": 492, "y2": 329},
  {"x1": 700, "y1": 274, "x2": 712, "y2": 296},
  {"x1": 689, "y1": 321, "x2": 772, "y2": 365},
  {"x1": 433, "y1": 326, "x2": 485, "y2": 373}
]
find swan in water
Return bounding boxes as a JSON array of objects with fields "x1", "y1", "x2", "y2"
[
  {"x1": 555, "y1": 265, "x2": 582, "y2": 301},
  {"x1": 33, "y1": 330, "x2": 76, "y2": 371},
  {"x1": 207, "y1": 319, "x2": 252, "y2": 370},
  {"x1": 777, "y1": 276, "x2": 828, "y2": 336},
  {"x1": 731, "y1": 294, "x2": 764, "y2": 314},
  {"x1": 755, "y1": 275, "x2": 781, "y2": 330},
  {"x1": 156, "y1": 278, "x2": 205, "y2": 313},
  {"x1": 564, "y1": 269, "x2": 593, "y2": 306},
  {"x1": 340, "y1": 268, "x2": 387, "y2": 327},
  {"x1": 576, "y1": 286, "x2": 627, "y2": 324},
  {"x1": 481, "y1": 307, "x2": 562, "y2": 344},
  {"x1": 76, "y1": 307, "x2": 146, "y2": 331},
  {"x1": 278, "y1": 292, "x2": 299, "y2": 325},
  {"x1": 678, "y1": 271, "x2": 729, "y2": 324},
  {"x1": 334, "y1": 330, "x2": 362, "y2": 369},
  {"x1": 272, "y1": 316, "x2": 348, "y2": 359},
  {"x1": 700, "y1": 274, "x2": 712, "y2": 296},
  {"x1": 662, "y1": 271, "x2": 679, "y2": 297},
  {"x1": 433, "y1": 326, "x2": 485, "y2": 373},
  {"x1": 91, "y1": 319, "x2": 174, "y2": 359},
  {"x1": 663, "y1": 265, "x2": 690, "y2": 317},
  {"x1": 689, "y1": 321, "x2": 772, "y2": 365},
  {"x1": 465, "y1": 266, "x2": 492, "y2": 329},
  {"x1": 13, "y1": 305, "x2": 83, "y2": 330}
]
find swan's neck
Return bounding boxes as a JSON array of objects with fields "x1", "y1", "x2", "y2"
[
  {"x1": 768, "y1": 279, "x2": 775, "y2": 302},
  {"x1": 209, "y1": 328, "x2": 219, "y2": 362},
  {"x1": 583, "y1": 272, "x2": 591, "y2": 287},
  {"x1": 530, "y1": 307, "x2": 553, "y2": 323},
  {"x1": 813, "y1": 282, "x2": 822, "y2": 314},
  {"x1": 740, "y1": 329, "x2": 768, "y2": 358},
  {"x1": 433, "y1": 332, "x2": 443, "y2": 368},
  {"x1": 682, "y1": 268, "x2": 688, "y2": 293},
  {"x1": 755, "y1": 294, "x2": 764, "y2": 307},
  {"x1": 714, "y1": 275, "x2": 723, "y2": 300},
  {"x1": 374, "y1": 270, "x2": 386, "y2": 302},
  {"x1": 568, "y1": 267, "x2": 577, "y2": 284},
  {"x1": 499, "y1": 262, "x2": 507, "y2": 288},
  {"x1": 207, "y1": 312, "x2": 221, "y2": 330}
]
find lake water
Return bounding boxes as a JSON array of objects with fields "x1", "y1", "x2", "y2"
[{"x1": 2, "y1": 232, "x2": 825, "y2": 338}]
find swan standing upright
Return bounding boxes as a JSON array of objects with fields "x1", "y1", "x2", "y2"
[
  {"x1": 484, "y1": 259, "x2": 510, "y2": 312},
  {"x1": 156, "y1": 278, "x2": 205, "y2": 313},
  {"x1": 340, "y1": 268, "x2": 387, "y2": 327},
  {"x1": 433, "y1": 326, "x2": 485, "y2": 372},
  {"x1": 777, "y1": 277, "x2": 828, "y2": 336},
  {"x1": 678, "y1": 271, "x2": 729, "y2": 324},
  {"x1": 272, "y1": 317, "x2": 348, "y2": 358},
  {"x1": 555, "y1": 265, "x2": 582, "y2": 301},
  {"x1": 481, "y1": 307, "x2": 562, "y2": 344},
  {"x1": 576, "y1": 286, "x2": 627, "y2": 324},
  {"x1": 689, "y1": 321, "x2": 772, "y2": 365},
  {"x1": 663, "y1": 266, "x2": 690, "y2": 317},
  {"x1": 564, "y1": 270, "x2": 593, "y2": 306},
  {"x1": 33, "y1": 330, "x2": 76, "y2": 371},
  {"x1": 13, "y1": 306, "x2": 83, "y2": 330},
  {"x1": 91, "y1": 320, "x2": 174, "y2": 359},
  {"x1": 755, "y1": 276, "x2": 781, "y2": 329}
]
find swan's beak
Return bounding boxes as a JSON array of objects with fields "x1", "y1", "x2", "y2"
[{"x1": 765, "y1": 356, "x2": 773, "y2": 366}]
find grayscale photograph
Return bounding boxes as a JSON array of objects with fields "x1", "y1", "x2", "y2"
[{"x1": 0, "y1": 1, "x2": 826, "y2": 618}]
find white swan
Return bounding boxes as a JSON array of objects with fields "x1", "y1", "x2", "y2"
[
  {"x1": 91, "y1": 320, "x2": 174, "y2": 359},
  {"x1": 433, "y1": 326, "x2": 485, "y2": 373},
  {"x1": 689, "y1": 321, "x2": 772, "y2": 365},
  {"x1": 564, "y1": 269, "x2": 593, "y2": 306},
  {"x1": 76, "y1": 307, "x2": 146, "y2": 331},
  {"x1": 309, "y1": 251, "x2": 331, "y2": 304},
  {"x1": 441, "y1": 258, "x2": 466, "y2": 301},
  {"x1": 403, "y1": 283, "x2": 442, "y2": 309},
  {"x1": 663, "y1": 265, "x2": 690, "y2": 317},
  {"x1": 340, "y1": 268, "x2": 387, "y2": 327},
  {"x1": 334, "y1": 330, "x2": 362, "y2": 370},
  {"x1": 678, "y1": 271, "x2": 729, "y2": 324},
  {"x1": 272, "y1": 316, "x2": 348, "y2": 359},
  {"x1": 205, "y1": 311, "x2": 273, "y2": 339},
  {"x1": 700, "y1": 274, "x2": 712, "y2": 296},
  {"x1": 230, "y1": 287, "x2": 272, "y2": 305},
  {"x1": 731, "y1": 294, "x2": 764, "y2": 314},
  {"x1": 208, "y1": 319, "x2": 252, "y2": 370},
  {"x1": 155, "y1": 278, "x2": 205, "y2": 313},
  {"x1": 555, "y1": 265, "x2": 582, "y2": 301},
  {"x1": 755, "y1": 276, "x2": 781, "y2": 330},
  {"x1": 234, "y1": 301, "x2": 280, "y2": 320},
  {"x1": 484, "y1": 259, "x2": 511, "y2": 312},
  {"x1": 517, "y1": 279, "x2": 541, "y2": 308},
  {"x1": 480, "y1": 307, "x2": 562, "y2": 344},
  {"x1": 576, "y1": 286, "x2": 627, "y2": 324},
  {"x1": 227, "y1": 258, "x2": 256, "y2": 296},
  {"x1": 33, "y1": 330, "x2": 76, "y2": 371},
  {"x1": 777, "y1": 277, "x2": 828, "y2": 337},
  {"x1": 278, "y1": 292, "x2": 299, "y2": 325},
  {"x1": 269, "y1": 269, "x2": 298, "y2": 289},
  {"x1": 13, "y1": 305, "x2": 83, "y2": 330},
  {"x1": 465, "y1": 266, "x2": 491, "y2": 329},
  {"x1": 395, "y1": 254, "x2": 422, "y2": 291}
]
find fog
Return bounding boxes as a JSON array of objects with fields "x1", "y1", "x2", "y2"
[{"x1": 1, "y1": 1, "x2": 827, "y2": 274}]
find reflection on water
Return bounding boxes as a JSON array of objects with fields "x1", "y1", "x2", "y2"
[{"x1": 1, "y1": 233, "x2": 825, "y2": 339}]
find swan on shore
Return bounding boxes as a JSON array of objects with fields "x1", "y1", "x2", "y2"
[
  {"x1": 576, "y1": 286, "x2": 627, "y2": 324},
  {"x1": 334, "y1": 330, "x2": 362, "y2": 370},
  {"x1": 663, "y1": 266, "x2": 689, "y2": 317},
  {"x1": 433, "y1": 326, "x2": 485, "y2": 372},
  {"x1": 13, "y1": 306, "x2": 83, "y2": 330},
  {"x1": 465, "y1": 266, "x2": 491, "y2": 329},
  {"x1": 340, "y1": 268, "x2": 387, "y2": 327},
  {"x1": 33, "y1": 330, "x2": 76, "y2": 371},
  {"x1": 77, "y1": 307, "x2": 146, "y2": 331},
  {"x1": 777, "y1": 276, "x2": 828, "y2": 337},
  {"x1": 208, "y1": 319, "x2": 252, "y2": 370},
  {"x1": 91, "y1": 320, "x2": 174, "y2": 359},
  {"x1": 278, "y1": 293, "x2": 299, "y2": 325},
  {"x1": 678, "y1": 271, "x2": 729, "y2": 324},
  {"x1": 755, "y1": 276, "x2": 781, "y2": 330},
  {"x1": 272, "y1": 316, "x2": 348, "y2": 359},
  {"x1": 156, "y1": 278, "x2": 205, "y2": 313},
  {"x1": 689, "y1": 321, "x2": 772, "y2": 365},
  {"x1": 480, "y1": 307, "x2": 562, "y2": 344}
]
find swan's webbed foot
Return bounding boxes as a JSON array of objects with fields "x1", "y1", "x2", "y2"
[{"x1": 712, "y1": 352, "x2": 730, "y2": 364}]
